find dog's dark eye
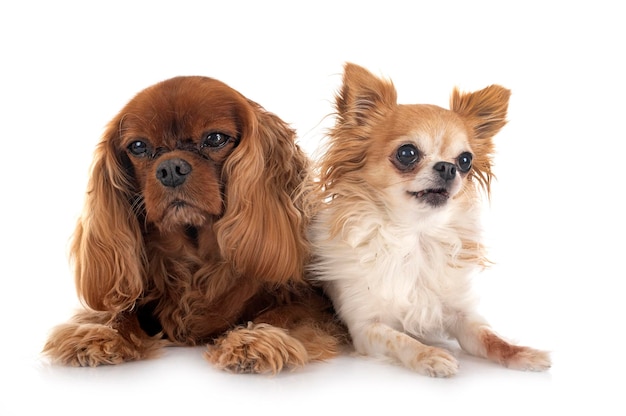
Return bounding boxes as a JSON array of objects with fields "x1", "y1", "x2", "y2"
[
  {"x1": 128, "y1": 140, "x2": 149, "y2": 157},
  {"x1": 201, "y1": 132, "x2": 231, "y2": 149},
  {"x1": 396, "y1": 144, "x2": 419, "y2": 167},
  {"x1": 457, "y1": 152, "x2": 473, "y2": 172}
]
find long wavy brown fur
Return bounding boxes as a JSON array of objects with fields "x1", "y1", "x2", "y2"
[{"x1": 43, "y1": 76, "x2": 345, "y2": 373}]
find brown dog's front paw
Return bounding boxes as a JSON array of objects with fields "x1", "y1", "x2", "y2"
[
  {"x1": 205, "y1": 322, "x2": 309, "y2": 374},
  {"x1": 43, "y1": 322, "x2": 161, "y2": 367}
]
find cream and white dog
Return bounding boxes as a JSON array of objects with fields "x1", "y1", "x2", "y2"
[{"x1": 307, "y1": 63, "x2": 551, "y2": 377}]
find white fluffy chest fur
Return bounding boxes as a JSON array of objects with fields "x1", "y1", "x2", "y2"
[{"x1": 309, "y1": 199, "x2": 482, "y2": 340}]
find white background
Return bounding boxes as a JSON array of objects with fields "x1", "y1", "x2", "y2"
[{"x1": 1, "y1": 1, "x2": 624, "y2": 414}]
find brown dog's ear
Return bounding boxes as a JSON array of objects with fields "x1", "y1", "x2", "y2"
[
  {"x1": 335, "y1": 62, "x2": 397, "y2": 127},
  {"x1": 450, "y1": 85, "x2": 511, "y2": 195},
  {"x1": 215, "y1": 103, "x2": 309, "y2": 284},
  {"x1": 71, "y1": 120, "x2": 145, "y2": 312}
]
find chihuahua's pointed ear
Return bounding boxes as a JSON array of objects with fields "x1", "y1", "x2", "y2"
[
  {"x1": 336, "y1": 62, "x2": 397, "y2": 127},
  {"x1": 450, "y1": 85, "x2": 510, "y2": 141},
  {"x1": 450, "y1": 85, "x2": 511, "y2": 195},
  {"x1": 319, "y1": 63, "x2": 398, "y2": 192}
]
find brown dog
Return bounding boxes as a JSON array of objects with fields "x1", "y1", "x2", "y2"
[{"x1": 43, "y1": 75, "x2": 344, "y2": 373}]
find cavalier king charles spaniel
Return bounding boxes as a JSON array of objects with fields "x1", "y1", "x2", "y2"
[
  {"x1": 307, "y1": 63, "x2": 551, "y2": 376},
  {"x1": 43, "y1": 75, "x2": 344, "y2": 373}
]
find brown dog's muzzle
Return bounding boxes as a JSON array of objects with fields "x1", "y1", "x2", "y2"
[{"x1": 156, "y1": 158, "x2": 192, "y2": 188}]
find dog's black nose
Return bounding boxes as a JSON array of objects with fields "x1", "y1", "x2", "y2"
[
  {"x1": 433, "y1": 162, "x2": 457, "y2": 181},
  {"x1": 156, "y1": 158, "x2": 192, "y2": 188}
]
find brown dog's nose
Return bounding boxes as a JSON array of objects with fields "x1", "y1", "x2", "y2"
[
  {"x1": 433, "y1": 162, "x2": 457, "y2": 181},
  {"x1": 156, "y1": 158, "x2": 192, "y2": 187}
]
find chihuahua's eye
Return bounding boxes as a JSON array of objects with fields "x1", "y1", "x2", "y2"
[
  {"x1": 128, "y1": 140, "x2": 149, "y2": 157},
  {"x1": 201, "y1": 132, "x2": 231, "y2": 149},
  {"x1": 396, "y1": 144, "x2": 419, "y2": 167},
  {"x1": 457, "y1": 152, "x2": 473, "y2": 172}
]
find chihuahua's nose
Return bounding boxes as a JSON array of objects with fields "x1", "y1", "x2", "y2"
[
  {"x1": 434, "y1": 162, "x2": 456, "y2": 181},
  {"x1": 156, "y1": 158, "x2": 192, "y2": 187}
]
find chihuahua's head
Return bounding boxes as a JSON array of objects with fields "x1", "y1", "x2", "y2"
[{"x1": 318, "y1": 63, "x2": 510, "y2": 220}]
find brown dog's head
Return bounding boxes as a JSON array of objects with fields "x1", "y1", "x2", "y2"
[
  {"x1": 74, "y1": 76, "x2": 309, "y2": 312},
  {"x1": 117, "y1": 77, "x2": 245, "y2": 229}
]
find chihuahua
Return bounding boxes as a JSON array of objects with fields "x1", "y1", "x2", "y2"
[{"x1": 307, "y1": 63, "x2": 551, "y2": 377}]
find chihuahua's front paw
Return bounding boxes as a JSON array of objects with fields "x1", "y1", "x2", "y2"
[
  {"x1": 410, "y1": 346, "x2": 459, "y2": 377},
  {"x1": 479, "y1": 329, "x2": 551, "y2": 371},
  {"x1": 502, "y1": 346, "x2": 551, "y2": 371}
]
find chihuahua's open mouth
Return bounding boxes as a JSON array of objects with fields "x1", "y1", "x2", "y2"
[{"x1": 409, "y1": 188, "x2": 450, "y2": 207}]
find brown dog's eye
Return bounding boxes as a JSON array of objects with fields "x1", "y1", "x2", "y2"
[
  {"x1": 457, "y1": 152, "x2": 473, "y2": 172},
  {"x1": 201, "y1": 132, "x2": 232, "y2": 149},
  {"x1": 128, "y1": 140, "x2": 149, "y2": 157},
  {"x1": 396, "y1": 144, "x2": 419, "y2": 168}
]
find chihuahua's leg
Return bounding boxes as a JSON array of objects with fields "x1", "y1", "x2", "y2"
[
  {"x1": 352, "y1": 322, "x2": 458, "y2": 377},
  {"x1": 450, "y1": 313, "x2": 551, "y2": 371}
]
